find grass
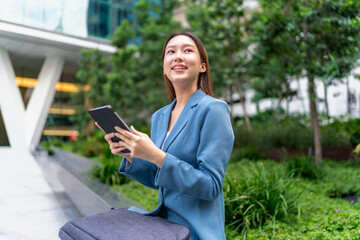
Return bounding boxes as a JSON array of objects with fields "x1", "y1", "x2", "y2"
[
  {"x1": 224, "y1": 160, "x2": 300, "y2": 235},
  {"x1": 112, "y1": 181, "x2": 159, "y2": 211},
  {"x1": 112, "y1": 158, "x2": 360, "y2": 239},
  {"x1": 229, "y1": 159, "x2": 360, "y2": 239}
]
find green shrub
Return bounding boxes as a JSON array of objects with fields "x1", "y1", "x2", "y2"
[
  {"x1": 50, "y1": 130, "x2": 109, "y2": 158},
  {"x1": 230, "y1": 147, "x2": 265, "y2": 162},
  {"x1": 347, "y1": 145, "x2": 360, "y2": 167},
  {"x1": 233, "y1": 117, "x2": 314, "y2": 149},
  {"x1": 343, "y1": 118, "x2": 360, "y2": 146},
  {"x1": 41, "y1": 138, "x2": 65, "y2": 154},
  {"x1": 286, "y1": 155, "x2": 323, "y2": 180},
  {"x1": 232, "y1": 114, "x2": 352, "y2": 152},
  {"x1": 323, "y1": 162, "x2": 360, "y2": 199},
  {"x1": 346, "y1": 156, "x2": 360, "y2": 168},
  {"x1": 224, "y1": 160, "x2": 300, "y2": 235},
  {"x1": 355, "y1": 144, "x2": 360, "y2": 155},
  {"x1": 89, "y1": 155, "x2": 129, "y2": 185},
  {"x1": 75, "y1": 130, "x2": 111, "y2": 158},
  {"x1": 321, "y1": 120, "x2": 352, "y2": 147},
  {"x1": 244, "y1": 160, "x2": 360, "y2": 239}
]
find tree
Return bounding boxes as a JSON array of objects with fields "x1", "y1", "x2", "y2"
[
  {"x1": 71, "y1": 0, "x2": 182, "y2": 132},
  {"x1": 247, "y1": 0, "x2": 360, "y2": 163},
  {"x1": 107, "y1": 0, "x2": 182, "y2": 124},
  {"x1": 70, "y1": 49, "x2": 109, "y2": 134},
  {"x1": 186, "y1": 0, "x2": 252, "y2": 129},
  {"x1": 246, "y1": 7, "x2": 301, "y2": 115}
]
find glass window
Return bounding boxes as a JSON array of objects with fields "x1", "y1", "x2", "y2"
[{"x1": 0, "y1": 0, "x2": 135, "y2": 39}]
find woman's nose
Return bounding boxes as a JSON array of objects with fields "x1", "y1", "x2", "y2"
[{"x1": 175, "y1": 51, "x2": 184, "y2": 61}]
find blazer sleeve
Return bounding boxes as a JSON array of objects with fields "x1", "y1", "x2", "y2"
[
  {"x1": 118, "y1": 114, "x2": 160, "y2": 190},
  {"x1": 119, "y1": 157, "x2": 159, "y2": 189},
  {"x1": 154, "y1": 101, "x2": 234, "y2": 201}
]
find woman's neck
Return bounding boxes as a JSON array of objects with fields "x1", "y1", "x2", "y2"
[{"x1": 173, "y1": 84, "x2": 198, "y2": 109}]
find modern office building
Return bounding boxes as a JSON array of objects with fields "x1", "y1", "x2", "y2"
[{"x1": 0, "y1": 0, "x2": 136, "y2": 150}]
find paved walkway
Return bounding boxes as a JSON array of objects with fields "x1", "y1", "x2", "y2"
[{"x1": 0, "y1": 148, "x2": 80, "y2": 240}]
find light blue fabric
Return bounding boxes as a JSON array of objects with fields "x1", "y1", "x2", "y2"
[{"x1": 119, "y1": 89, "x2": 234, "y2": 240}]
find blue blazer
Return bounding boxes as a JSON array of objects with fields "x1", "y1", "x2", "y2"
[{"x1": 119, "y1": 89, "x2": 234, "y2": 240}]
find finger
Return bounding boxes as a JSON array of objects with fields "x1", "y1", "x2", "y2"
[
  {"x1": 115, "y1": 130, "x2": 135, "y2": 142},
  {"x1": 114, "y1": 126, "x2": 131, "y2": 135},
  {"x1": 128, "y1": 128, "x2": 146, "y2": 140},
  {"x1": 110, "y1": 144, "x2": 126, "y2": 152},
  {"x1": 104, "y1": 132, "x2": 114, "y2": 141},
  {"x1": 95, "y1": 122, "x2": 104, "y2": 132},
  {"x1": 109, "y1": 141, "x2": 126, "y2": 151},
  {"x1": 114, "y1": 133, "x2": 130, "y2": 144},
  {"x1": 130, "y1": 125, "x2": 140, "y2": 135},
  {"x1": 111, "y1": 146, "x2": 128, "y2": 156},
  {"x1": 130, "y1": 125, "x2": 148, "y2": 137},
  {"x1": 118, "y1": 139, "x2": 133, "y2": 152},
  {"x1": 104, "y1": 132, "x2": 116, "y2": 143}
]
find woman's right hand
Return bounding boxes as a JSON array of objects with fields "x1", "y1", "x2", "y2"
[{"x1": 95, "y1": 122, "x2": 133, "y2": 162}]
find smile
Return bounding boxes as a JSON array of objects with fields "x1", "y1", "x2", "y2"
[{"x1": 172, "y1": 65, "x2": 187, "y2": 70}]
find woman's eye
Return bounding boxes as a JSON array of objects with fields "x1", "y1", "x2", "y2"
[
  {"x1": 167, "y1": 50, "x2": 175, "y2": 54},
  {"x1": 184, "y1": 49, "x2": 193, "y2": 53}
]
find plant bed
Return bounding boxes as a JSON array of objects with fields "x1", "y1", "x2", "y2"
[
  {"x1": 225, "y1": 159, "x2": 360, "y2": 239},
  {"x1": 342, "y1": 195, "x2": 358, "y2": 204},
  {"x1": 262, "y1": 146, "x2": 353, "y2": 161},
  {"x1": 43, "y1": 133, "x2": 360, "y2": 239}
]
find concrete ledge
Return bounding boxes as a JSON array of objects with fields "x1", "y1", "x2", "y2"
[{"x1": 51, "y1": 147, "x2": 143, "y2": 217}]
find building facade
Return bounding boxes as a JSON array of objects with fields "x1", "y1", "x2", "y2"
[{"x1": 0, "y1": 0, "x2": 136, "y2": 149}]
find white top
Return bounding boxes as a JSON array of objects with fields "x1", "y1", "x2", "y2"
[{"x1": 160, "y1": 132, "x2": 171, "y2": 150}]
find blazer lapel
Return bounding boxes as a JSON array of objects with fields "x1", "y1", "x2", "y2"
[
  {"x1": 154, "y1": 100, "x2": 175, "y2": 148},
  {"x1": 163, "y1": 89, "x2": 206, "y2": 152}
]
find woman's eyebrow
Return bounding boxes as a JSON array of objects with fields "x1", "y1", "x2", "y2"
[{"x1": 166, "y1": 44, "x2": 195, "y2": 49}]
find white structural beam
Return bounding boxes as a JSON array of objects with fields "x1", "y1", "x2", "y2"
[
  {"x1": 0, "y1": 21, "x2": 117, "y2": 54},
  {"x1": 0, "y1": 48, "x2": 26, "y2": 148},
  {"x1": 25, "y1": 57, "x2": 64, "y2": 151},
  {"x1": 0, "y1": 48, "x2": 64, "y2": 151}
]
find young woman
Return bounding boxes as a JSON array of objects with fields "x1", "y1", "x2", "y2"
[{"x1": 101, "y1": 31, "x2": 234, "y2": 240}]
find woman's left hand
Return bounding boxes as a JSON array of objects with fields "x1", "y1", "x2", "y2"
[{"x1": 115, "y1": 126, "x2": 166, "y2": 168}]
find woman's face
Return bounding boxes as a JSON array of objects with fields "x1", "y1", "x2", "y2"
[{"x1": 163, "y1": 35, "x2": 206, "y2": 88}]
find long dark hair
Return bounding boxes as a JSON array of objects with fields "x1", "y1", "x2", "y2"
[{"x1": 162, "y1": 31, "x2": 214, "y2": 101}]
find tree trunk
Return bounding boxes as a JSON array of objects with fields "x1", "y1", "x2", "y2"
[
  {"x1": 277, "y1": 96, "x2": 282, "y2": 110},
  {"x1": 297, "y1": 78, "x2": 307, "y2": 114},
  {"x1": 286, "y1": 98, "x2": 290, "y2": 116},
  {"x1": 271, "y1": 99, "x2": 276, "y2": 118},
  {"x1": 234, "y1": 80, "x2": 252, "y2": 131},
  {"x1": 256, "y1": 101, "x2": 260, "y2": 115},
  {"x1": 303, "y1": 21, "x2": 322, "y2": 164},
  {"x1": 323, "y1": 82, "x2": 329, "y2": 117},
  {"x1": 346, "y1": 77, "x2": 350, "y2": 115},
  {"x1": 285, "y1": 83, "x2": 291, "y2": 116}
]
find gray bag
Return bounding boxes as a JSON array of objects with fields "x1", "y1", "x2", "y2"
[{"x1": 59, "y1": 208, "x2": 190, "y2": 240}]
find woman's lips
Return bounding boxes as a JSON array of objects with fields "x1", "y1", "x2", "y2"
[{"x1": 172, "y1": 65, "x2": 187, "y2": 72}]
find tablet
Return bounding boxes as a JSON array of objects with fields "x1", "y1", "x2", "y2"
[{"x1": 88, "y1": 105, "x2": 131, "y2": 153}]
